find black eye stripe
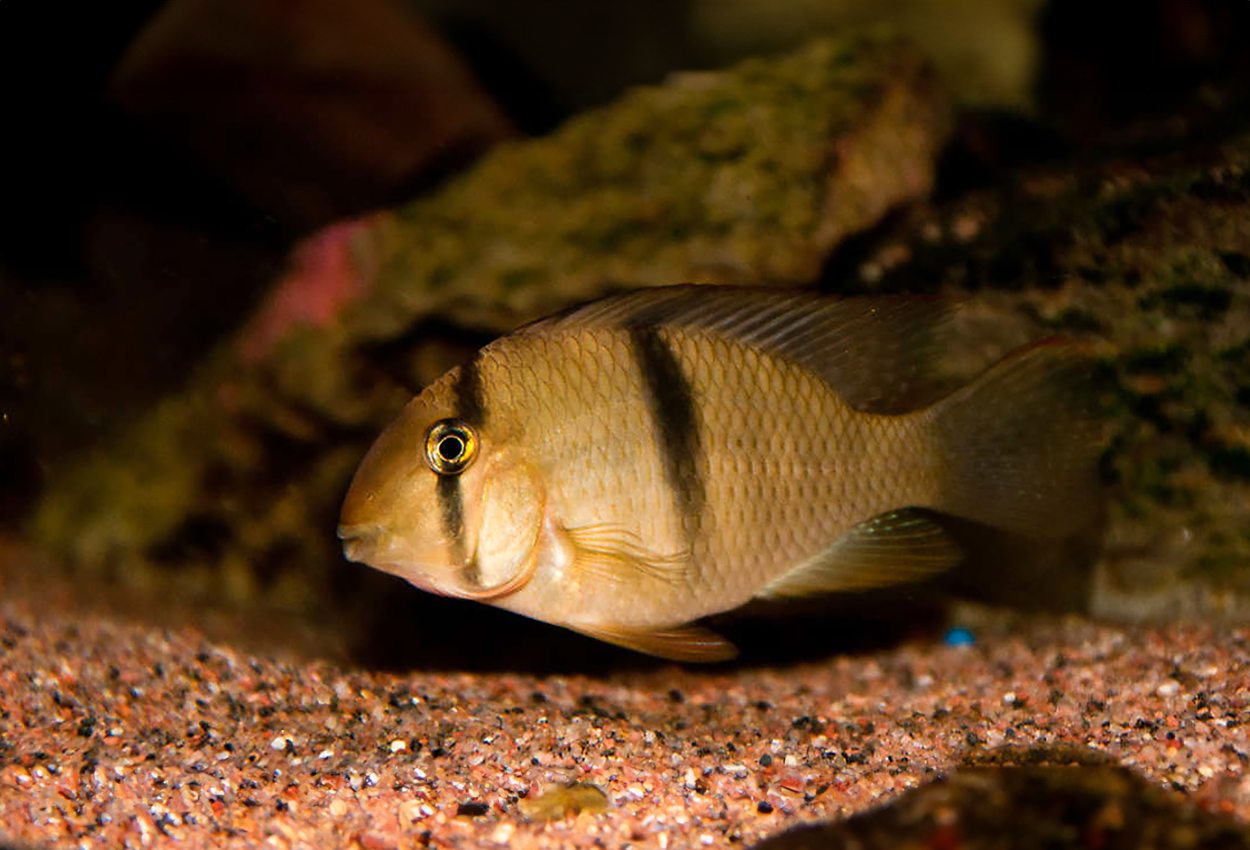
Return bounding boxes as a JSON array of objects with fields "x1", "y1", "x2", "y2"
[{"x1": 436, "y1": 474, "x2": 466, "y2": 562}]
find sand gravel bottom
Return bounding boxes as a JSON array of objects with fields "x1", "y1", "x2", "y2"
[{"x1": 1, "y1": 594, "x2": 1248, "y2": 849}]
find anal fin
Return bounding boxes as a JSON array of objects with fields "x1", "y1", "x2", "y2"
[
  {"x1": 568, "y1": 621, "x2": 738, "y2": 663},
  {"x1": 757, "y1": 509, "x2": 962, "y2": 600}
]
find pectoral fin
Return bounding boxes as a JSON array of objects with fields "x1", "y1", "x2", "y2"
[
  {"x1": 563, "y1": 524, "x2": 689, "y2": 587},
  {"x1": 757, "y1": 509, "x2": 962, "y2": 600},
  {"x1": 568, "y1": 621, "x2": 739, "y2": 662}
]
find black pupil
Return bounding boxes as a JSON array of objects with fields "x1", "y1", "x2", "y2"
[{"x1": 438, "y1": 434, "x2": 465, "y2": 462}]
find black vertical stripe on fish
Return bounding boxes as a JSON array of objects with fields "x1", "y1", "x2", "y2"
[
  {"x1": 443, "y1": 353, "x2": 484, "y2": 585},
  {"x1": 453, "y1": 353, "x2": 487, "y2": 427},
  {"x1": 436, "y1": 474, "x2": 470, "y2": 569},
  {"x1": 627, "y1": 325, "x2": 706, "y2": 536}
]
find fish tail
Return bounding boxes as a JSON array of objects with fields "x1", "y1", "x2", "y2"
[{"x1": 927, "y1": 339, "x2": 1105, "y2": 539}]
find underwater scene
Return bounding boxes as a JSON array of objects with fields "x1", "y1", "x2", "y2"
[{"x1": 2, "y1": 1, "x2": 1250, "y2": 847}]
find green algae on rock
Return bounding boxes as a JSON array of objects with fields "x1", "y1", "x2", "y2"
[{"x1": 31, "y1": 33, "x2": 953, "y2": 621}]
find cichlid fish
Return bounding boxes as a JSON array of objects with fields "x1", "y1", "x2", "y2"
[{"x1": 338, "y1": 286, "x2": 1101, "y2": 661}]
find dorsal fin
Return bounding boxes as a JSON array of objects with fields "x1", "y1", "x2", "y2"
[{"x1": 521, "y1": 285, "x2": 955, "y2": 413}]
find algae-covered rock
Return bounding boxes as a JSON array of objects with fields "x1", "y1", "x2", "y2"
[
  {"x1": 31, "y1": 32, "x2": 953, "y2": 618},
  {"x1": 691, "y1": 0, "x2": 1046, "y2": 111},
  {"x1": 846, "y1": 134, "x2": 1250, "y2": 621}
]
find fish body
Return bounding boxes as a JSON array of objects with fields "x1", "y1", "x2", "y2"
[{"x1": 339, "y1": 286, "x2": 1100, "y2": 661}]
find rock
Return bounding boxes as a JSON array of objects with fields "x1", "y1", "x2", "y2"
[
  {"x1": 108, "y1": 0, "x2": 515, "y2": 228},
  {"x1": 754, "y1": 748, "x2": 1250, "y2": 850},
  {"x1": 842, "y1": 129, "x2": 1250, "y2": 622},
  {"x1": 690, "y1": 0, "x2": 1046, "y2": 110}
]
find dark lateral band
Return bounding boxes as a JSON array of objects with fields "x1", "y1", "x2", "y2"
[
  {"x1": 627, "y1": 325, "x2": 705, "y2": 537},
  {"x1": 453, "y1": 354, "x2": 487, "y2": 427}
]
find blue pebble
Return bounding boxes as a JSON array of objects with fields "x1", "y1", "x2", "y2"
[{"x1": 944, "y1": 627, "x2": 976, "y2": 647}]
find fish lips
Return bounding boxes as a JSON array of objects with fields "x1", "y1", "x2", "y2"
[
  {"x1": 337, "y1": 524, "x2": 459, "y2": 598},
  {"x1": 337, "y1": 523, "x2": 371, "y2": 561}
]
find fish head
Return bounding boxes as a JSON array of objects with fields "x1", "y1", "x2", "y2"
[{"x1": 338, "y1": 372, "x2": 546, "y2": 602}]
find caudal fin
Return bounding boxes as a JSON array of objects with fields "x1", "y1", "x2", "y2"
[{"x1": 928, "y1": 339, "x2": 1105, "y2": 539}]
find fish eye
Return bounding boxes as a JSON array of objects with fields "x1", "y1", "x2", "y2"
[{"x1": 425, "y1": 419, "x2": 477, "y2": 475}]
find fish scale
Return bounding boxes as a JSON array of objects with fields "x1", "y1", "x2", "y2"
[{"x1": 667, "y1": 330, "x2": 910, "y2": 612}]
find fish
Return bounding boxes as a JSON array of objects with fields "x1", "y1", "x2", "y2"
[{"x1": 338, "y1": 285, "x2": 1102, "y2": 662}]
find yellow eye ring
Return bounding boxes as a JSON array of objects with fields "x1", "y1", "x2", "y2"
[{"x1": 425, "y1": 420, "x2": 478, "y2": 475}]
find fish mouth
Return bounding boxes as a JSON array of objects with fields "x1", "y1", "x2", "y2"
[
  {"x1": 337, "y1": 524, "x2": 459, "y2": 597},
  {"x1": 337, "y1": 523, "x2": 379, "y2": 565},
  {"x1": 337, "y1": 519, "x2": 535, "y2": 602},
  {"x1": 338, "y1": 524, "x2": 414, "y2": 574}
]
